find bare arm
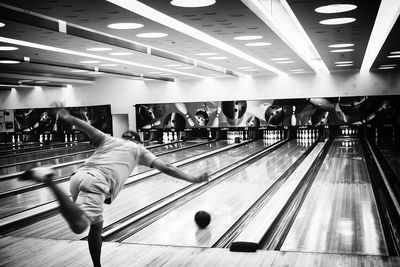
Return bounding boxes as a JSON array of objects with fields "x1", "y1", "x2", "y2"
[
  {"x1": 54, "y1": 103, "x2": 105, "y2": 143},
  {"x1": 151, "y1": 159, "x2": 209, "y2": 183}
]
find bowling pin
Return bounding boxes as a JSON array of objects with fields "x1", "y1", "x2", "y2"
[
  {"x1": 142, "y1": 119, "x2": 161, "y2": 129},
  {"x1": 211, "y1": 107, "x2": 221, "y2": 127},
  {"x1": 175, "y1": 103, "x2": 195, "y2": 127},
  {"x1": 291, "y1": 106, "x2": 296, "y2": 126},
  {"x1": 12, "y1": 135, "x2": 15, "y2": 144}
]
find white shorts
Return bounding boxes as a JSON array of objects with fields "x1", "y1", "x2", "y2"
[{"x1": 69, "y1": 170, "x2": 110, "y2": 224}]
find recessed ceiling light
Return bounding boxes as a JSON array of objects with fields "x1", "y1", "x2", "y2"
[
  {"x1": 276, "y1": 61, "x2": 295, "y2": 64},
  {"x1": 86, "y1": 47, "x2": 113, "y2": 52},
  {"x1": 0, "y1": 46, "x2": 18, "y2": 51},
  {"x1": 136, "y1": 32, "x2": 168, "y2": 38},
  {"x1": 245, "y1": 42, "x2": 271, "y2": 47},
  {"x1": 390, "y1": 51, "x2": 400, "y2": 54},
  {"x1": 234, "y1": 35, "x2": 263, "y2": 40},
  {"x1": 110, "y1": 52, "x2": 133, "y2": 56},
  {"x1": 330, "y1": 49, "x2": 354, "y2": 53},
  {"x1": 89, "y1": 72, "x2": 104, "y2": 75},
  {"x1": 380, "y1": 64, "x2": 397, "y2": 67},
  {"x1": 100, "y1": 63, "x2": 119, "y2": 67},
  {"x1": 0, "y1": 60, "x2": 20, "y2": 64},
  {"x1": 319, "y1": 18, "x2": 356, "y2": 25},
  {"x1": 36, "y1": 80, "x2": 50, "y2": 84},
  {"x1": 378, "y1": 66, "x2": 395, "y2": 70},
  {"x1": 335, "y1": 61, "x2": 353, "y2": 64},
  {"x1": 170, "y1": 0, "x2": 215, "y2": 8},
  {"x1": 271, "y1": 57, "x2": 290, "y2": 61},
  {"x1": 290, "y1": 69, "x2": 305, "y2": 72},
  {"x1": 195, "y1": 52, "x2": 218, "y2": 56},
  {"x1": 388, "y1": 55, "x2": 400, "y2": 58},
  {"x1": 328, "y1": 43, "x2": 354, "y2": 48},
  {"x1": 70, "y1": 69, "x2": 88, "y2": 73},
  {"x1": 108, "y1": 23, "x2": 144, "y2": 29},
  {"x1": 0, "y1": 22, "x2": 4, "y2": 27},
  {"x1": 80, "y1": 60, "x2": 101, "y2": 63},
  {"x1": 208, "y1": 56, "x2": 228, "y2": 59},
  {"x1": 335, "y1": 64, "x2": 353, "y2": 67},
  {"x1": 315, "y1": 4, "x2": 357, "y2": 14}
]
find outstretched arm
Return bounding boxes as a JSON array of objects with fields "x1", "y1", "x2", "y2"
[
  {"x1": 151, "y1": 159, "x2": 209, "y2": 183},
  {"x1": 54, "y1": 103, "x2": 105, "y2": 144}
]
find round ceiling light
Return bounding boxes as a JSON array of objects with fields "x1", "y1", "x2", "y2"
[
  {"x1": 245, "y1": 42, "x2": 271, "y2": 47},
  {"x1": 315, "y1": 4, "x2": 357, "y2": 14},
  {"x1": 234, "y1": 35, "x2": 263, "y2": 40},
  {"x1": 136, "y1": 32, "x2": 168, "y2": 38},
  {"x1": 170, "y1": 0, "x2": 216, "y2": 8},
  {"x1": 0, "y1": 60, "x2": 20, "y2": 64},
  {"x1": 108, "y1": 23, "x2": 144, "y2": 29},
  {"x1": 319, "y1": 18, "x2": 356, "y2": 25},
  {"x1": 330, "y1": 49, "x2": 354, "y2": 53},
  {"x1": 86, "y1": 47, "x2": 112, "y2": 52},
  {"x1": 328, "y1": 43, "x2": 354, "y2": 48},
  {"x1": 0, "y1": 46, "x2": 18, "y2": 51}
]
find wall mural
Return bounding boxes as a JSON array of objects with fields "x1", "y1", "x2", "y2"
[
  {"x1": 135, "y1": 95, "x2": 400, "y2": 131},
  {"x1": 0, "y1": 105, "x2": 112, "y2": 143}
]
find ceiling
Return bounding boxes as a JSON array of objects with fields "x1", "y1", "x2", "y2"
[{"x1": 0, "y1": 0, "x2": 398, "y2": 89}]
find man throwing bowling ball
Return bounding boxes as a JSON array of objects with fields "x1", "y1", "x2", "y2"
[{"x1": 21, "y1": 102, "x2": 209, "y2": 267}]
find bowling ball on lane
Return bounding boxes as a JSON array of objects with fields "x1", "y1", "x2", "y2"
[
  {"x1": 163, "y1": 112, "x2": 186, "y2": 130},
  {"x1": 221, "y1": 101, "x2": 247, "y2": 126},
  {"x1": 265, "y1": 105, "x2": 284, "y2": 126},
  {"x1": 194, "y1": 210, "x2": 211, "y2": 229}
]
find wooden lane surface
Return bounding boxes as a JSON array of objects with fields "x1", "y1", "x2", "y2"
[
  {"x1": 2, "y1": 235, "x2": 399, "y2": 267},
  {"x1": 281, "y1": 138, "x2": 388, "y2": 256},
  {"x1": 231, "y1": 142, "x2": 325, "y2": 247},
  {"x1": 0, "y1": 140, "x2": 219, "y2": 193},
  {"x1": 0, "y1": 142, "x2": 89, "y2": 157},
  {"x1": 122, "y1": 141, "x2": 309, "y2": 247},
  {"x1": 4, "y1": 140, "x2": 267, "y2": 240},
  {"x1": 0, "y1": 141, "x2": 230, "y2": 219},
  {"x1": 0, "y1": 143, "x2": 93, "y2": 167}
]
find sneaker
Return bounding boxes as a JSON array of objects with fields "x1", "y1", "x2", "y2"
[{"x1": 20, "y1": 167, "x2": 56, "y2": 183}]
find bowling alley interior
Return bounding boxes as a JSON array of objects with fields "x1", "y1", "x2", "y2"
[{"x1": 1, "y1": 0, "x2": 400, "y2": 266}]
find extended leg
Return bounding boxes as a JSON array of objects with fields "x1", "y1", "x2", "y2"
[{"x1": 21, "y1": 167, "x2": 89, "y2": 233}]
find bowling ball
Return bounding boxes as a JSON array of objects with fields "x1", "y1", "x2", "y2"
[
  {"x1": 39, "y1": 112, "x2": 52, "y2": 126},
  {"x1": 194, "y1": 210, "x2": 211, "y2": 229},
  {"x1": 246, "y1": 116, "x2": 260, "y2": 127},
  {"x1": 195, "y1": 110, "x2": 209, "y2": 126},
  {"x1": 311, "y1": 110, "x2": 330, "y2": 126},
  {"x1": 338, "y1": 96, "x2": 370, "y2": 121},
  {"x1": 264, "y1": 105, "x2": 284, "y2": 126},
  {"x1": 221, "y1": 101, "x2": 247, "y2": 126},
  {"x1": 138, "y1": 105, "x2": 155, "y2": 122},
  {"x1": 163, "y1": 113, "x2": 186, "y2": 130},
  {"x1": 149, "y1": 104, "x2": 166, "y2": 118}
]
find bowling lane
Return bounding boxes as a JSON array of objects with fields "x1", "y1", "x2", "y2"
[
  {"x1": 0, "y1": 143, "x2": 94, "y2": 167},
  {"x1": 0, "y1": 141, "x2": 89, "y2": 157},
  {"x1": 0, "y1": 140, "x2": 201, "y2": 175},
  {"x1": 0, "y1": 140, "x2": 216, "y2": 194},
  {"x1": 281, "y1": 138, "x2": 388, "y2": 256},
  {"x1": 5, "y1": 140, "x2": 273, "y2": 240},
  {"x1": 0, "y1": 140, "x2": 232, "y2": 218},
  {"x1": 121, "y1": 140, "x2": 312, "y2": 247},
  {"x1": 376, "y1": 139, "x2": 400, "y2": 179}
]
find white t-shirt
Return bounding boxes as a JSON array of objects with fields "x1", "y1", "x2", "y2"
[{"x1": 80, "y1": 133, "x2": 157, "y2": 202}]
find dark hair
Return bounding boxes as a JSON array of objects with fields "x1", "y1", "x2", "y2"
[{"x1": 122, "y1": 130, "x2": 142, "y2": 143}]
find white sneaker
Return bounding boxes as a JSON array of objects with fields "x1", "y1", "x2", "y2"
[{"x1": 20, "y1": 167, "x2": 55, "y2": 183}]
